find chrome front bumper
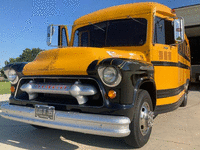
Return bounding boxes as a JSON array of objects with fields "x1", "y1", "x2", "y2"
[{"x1": 0, "y1": 102, "x2": 131, "y2": 137}]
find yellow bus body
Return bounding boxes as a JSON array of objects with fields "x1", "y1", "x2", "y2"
[{"x1": 23, "y1": 2, "x2": 190, "y2": 106}]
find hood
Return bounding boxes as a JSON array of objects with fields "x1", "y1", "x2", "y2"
[{"x1": 23, "y1": 47, "x2": 146, "y2": 76}]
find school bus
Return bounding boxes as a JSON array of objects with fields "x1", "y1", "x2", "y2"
[{"x1": 1, "y1": 2, "x2": 190, "y2": 148}]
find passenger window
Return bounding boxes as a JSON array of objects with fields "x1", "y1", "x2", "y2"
[
  {"x1": 154, "y1": 17, "x2": 174, "y2": 45},
  {"x1": 62, "y1": 28, "x2": 68, "y2": 47},
  {"x1": 154, "y1": 17, "x2": 165, "y2": 44}
]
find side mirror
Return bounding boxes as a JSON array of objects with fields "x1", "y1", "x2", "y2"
[
  {"x1": 46, "y1": 25, "x2": 69, "y2": 47},
  {"x1": 174, "y1": 17, "x2": 185, "y2": 44},
  {"x1": 47, "y1": 25, "x2": 54, "y2": 46}
]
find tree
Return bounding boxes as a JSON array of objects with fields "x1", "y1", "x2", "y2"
[
  {"x1": 4, "y1": 48, "x2": 44, "y2": 65},
  {"x1": 0, "y1": 68, "x2": 7, "y2": 78},
  {"x1": 4, "y1": 60, "x2": 9, "y2": 65}
]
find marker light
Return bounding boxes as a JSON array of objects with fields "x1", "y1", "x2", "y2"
[
  {"x1": 108, "y1": 90, "x2": 116, "y2": 99},
  {"x1": 10, "y1": 86, "x2": 15, "y2": 93}
]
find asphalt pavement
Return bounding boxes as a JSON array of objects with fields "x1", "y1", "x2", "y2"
[{"x1": 0, "y1": 84, "x2": 200, "y2": 150}]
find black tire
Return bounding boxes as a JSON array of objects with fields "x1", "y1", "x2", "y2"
[
  {"x1": 31, "y1": 125, "x2": 47, "y2": 129},
  {"x1": 180, "y1": 90, "x2": 188, "y2": 107},
  {"x1": 180, "y1": 81, "x2": 189, "y2": 107},
  {"x1": 124, "y1": 90, "x2": 154, "y2": 148}
]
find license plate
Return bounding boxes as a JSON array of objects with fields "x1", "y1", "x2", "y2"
[{"x1": 35, "y1": 105, "x2": 55, "y2": 120}]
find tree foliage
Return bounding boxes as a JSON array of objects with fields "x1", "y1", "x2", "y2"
[
  {"x1": 4, "y1": 48, "x2": 44, "y2": 65},
  {"x1": 0, "y1": 68, "x2": 6, "y2": 78}
]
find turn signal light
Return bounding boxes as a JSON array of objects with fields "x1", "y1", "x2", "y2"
[
  {"x1": 10, "y1": 86, "x2": 15, "y2": 93},
  {"x1": 108, "y1": 90, "x2": 116, "y2": 99}
]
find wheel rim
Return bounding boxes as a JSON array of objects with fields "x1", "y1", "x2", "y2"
[{"x1": 139, "y1": 102, "x2": 154, "y2": 136}]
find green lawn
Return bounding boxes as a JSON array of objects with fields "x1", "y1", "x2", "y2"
[{"x1": 0, "y1": 81, "x2": 11, "y2": 95}]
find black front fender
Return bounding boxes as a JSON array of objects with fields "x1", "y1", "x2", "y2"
[{"x1": 92, "y1": 58, "x2": 155, "y2": 105}]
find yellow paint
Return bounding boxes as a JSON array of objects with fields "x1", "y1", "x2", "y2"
[
  {"x1": 23, "y1": 47, "x2": 146, "y2": 75},
  {"x1": 156, "y1": 90, "x2": 185, "y2": 105},
  {"x1": 72, "y1": 2, "x2": 174, "y2": 28},
  {"x1": 59, "y1": 25, "x2": 69, "y2": 46},
  {"x1": 154, "y1": 66, "x2": 179, "y2": 90},
  {"x1": 151, "y1": 38, "x2": 190, "y2": 105}
]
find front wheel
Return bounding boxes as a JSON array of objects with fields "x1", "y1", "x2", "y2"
[{"x1": 124, "y1": 90, "x2": 154, "y2": 148}]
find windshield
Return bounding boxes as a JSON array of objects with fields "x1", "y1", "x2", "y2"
[{"x1": 73, "y1": 18, "x2": 147, "y2": 47}]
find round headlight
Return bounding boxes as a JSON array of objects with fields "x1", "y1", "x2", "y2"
[
  {"x1": 8, "y1": 69, "x2": 18, "y2": 84},
  {"x1": 8, "y1": 69, "x2": 17, "y2": 81},
  {"x1": 103, "y1": 67, "x2": 118, "y2": 84},
  {"x1": 98, "y1": 66, "x2": 122, "y2": 87}
]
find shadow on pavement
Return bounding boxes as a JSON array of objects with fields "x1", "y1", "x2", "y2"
[
  {"x1": 58, "y1": 129, "x2": 132, "y2": 149},
  {"x1": 0, "y1": 116, "x2": 133, "y2": 150}
]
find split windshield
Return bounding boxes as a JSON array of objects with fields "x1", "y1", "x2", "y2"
[{"x1": 73, "y1": 18, "x2": 147, "y2": 47}]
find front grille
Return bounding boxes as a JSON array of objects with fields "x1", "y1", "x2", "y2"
[{"x1": 15, "y1": 77, "x2": 104, "y2": 108}]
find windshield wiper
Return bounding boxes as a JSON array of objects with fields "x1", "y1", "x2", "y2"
[
  {"x1": 127, "y1": 16, "x2": 146, "y2": 25},
  {"x1": 89, "y1": 22, "x2": 105, "y2": 32}
]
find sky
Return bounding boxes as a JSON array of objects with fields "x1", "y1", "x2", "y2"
[{"x1": 0, "y1": 0, "x2": 200, "y2": 68}]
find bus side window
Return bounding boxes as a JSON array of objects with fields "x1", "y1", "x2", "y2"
[
  {"x1": 154, "y1": 17, "x2": 165, "y2": 44},
  {"x1": 62, "y1": 28, "x2": 68, "y2": 47},
  {"x1": 154, "y1": 17, "x2": 174, "y2": 45},
  {"x1": 165, "y1": 20, "x2": 174, "y2": 44}
]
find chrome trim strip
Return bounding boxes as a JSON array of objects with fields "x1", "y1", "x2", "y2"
[
  {"x1": 20, "y1": 81, "x2": 73, "y2": 95},
  {"x1": 20, "y1": 80, "x2": 97, "y2": 104},
  {"x1": 1, "y1": 102, "x2": 131, "y2": 137}
]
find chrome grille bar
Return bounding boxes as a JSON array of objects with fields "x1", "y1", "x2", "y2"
[{"x1": 20, "y1": 80, "x2": 97, "y2": 104}]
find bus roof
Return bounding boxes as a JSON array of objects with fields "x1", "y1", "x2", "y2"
[{"x1": 74, "y1": 2, "x2": 175, "y2": 26}]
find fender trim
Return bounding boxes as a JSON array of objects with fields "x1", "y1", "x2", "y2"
[{"x1": 133, "y1": 77, "x2": 156, "y2": 106}]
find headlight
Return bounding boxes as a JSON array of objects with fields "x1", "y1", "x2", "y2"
[
  {"x1": 103, "y1": 67, "x2": 118, "y2": 84},
  {"x1": 7, "y1": 69, "x2": 19, "y2": 84},
  {"x1": 98, "y1": 66, "x2": 122, "y2": 87}
]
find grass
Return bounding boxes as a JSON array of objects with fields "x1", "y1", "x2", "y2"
[{"x1": 0, "y1": 81, "x2": 11, "y2": 95}]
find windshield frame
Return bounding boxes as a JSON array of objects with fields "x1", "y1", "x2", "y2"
[{"x1": 72, "y1": 18, "x2": 148, "y2": 47}]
